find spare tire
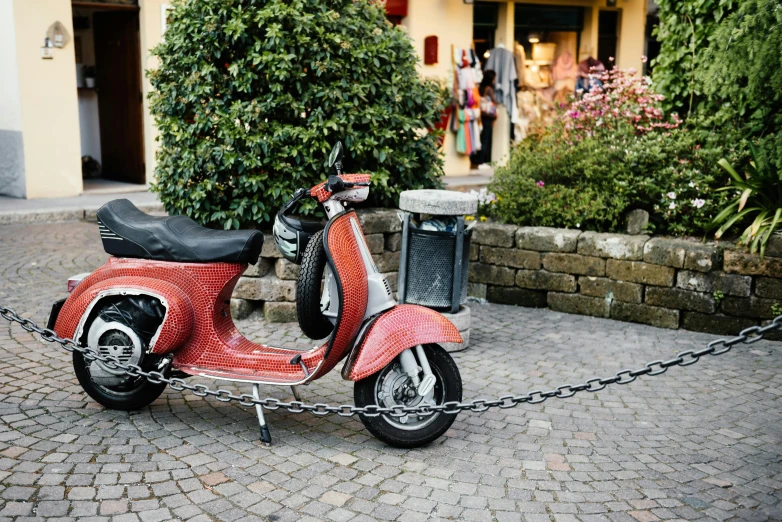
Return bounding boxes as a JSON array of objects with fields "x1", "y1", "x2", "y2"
[{"x1": 296, "y1": 230, "x2": 335, "y2": 340}]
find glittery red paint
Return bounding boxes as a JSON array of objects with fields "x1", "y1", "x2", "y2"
[
  {"x1": 54, "y1": 258, "x2": 325, "y2": 383},
  {"x1": 343, "y1": 304, "x2": 462, "y2": 381},
  {"x1": 53, "y1": 204, "x2": 459, "y2": 387},
  {"x1": 309, "y1": 211, "x2": 368, "y2": 379},
  {"x1": 310, "y1": 174, "x2": 371, "y2": 203},
  {"x1": 53, "y1": 212, "x2": 371, "y2": 385}
]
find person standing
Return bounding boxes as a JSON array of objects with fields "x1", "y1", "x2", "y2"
[{"x1": 476, "y1": 70, "x2": 497, "y2": 169}]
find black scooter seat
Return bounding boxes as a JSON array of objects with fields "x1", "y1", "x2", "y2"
[{"x1": 96, "y1": 199, "x2": 264, "y2": 264}]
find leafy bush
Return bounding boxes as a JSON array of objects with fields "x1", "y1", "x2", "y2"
[
  {"x1": 490, "y1": 129, "x2": 636, "y2": 231},
  {"x1": 629, "y1": 128, "x2": 746, "y2": 236},
  {"x1": 490, "y1": 66, "x2": 747, "y2": 235},
  {"x1": 491, "y1": 126, "x2": 744, "y2": 235},
  {"x1": 651, "y1": 0, "x2": 739, "y2": 115},
  {"x1": 698, "y1": 0, "x2": 782, "y2": 170},
  {"x1": 148, "y1": 0, "x2": 444, "y2": 229},
  {"x1": 711, "y1": 144, "x2": 782, "y2": 257}
]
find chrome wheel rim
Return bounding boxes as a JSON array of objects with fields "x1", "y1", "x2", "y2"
[{"x1": 373, "y1": 356, "x2": 444, "y2": 431}]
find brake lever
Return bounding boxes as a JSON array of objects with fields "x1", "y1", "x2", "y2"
[{"x1": 281, "y1": 187, "x2": 308, "y2": 212}]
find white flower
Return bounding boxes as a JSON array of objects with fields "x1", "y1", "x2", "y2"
[
  {"x1": 667, "y1": 192, "x2": 677, "y2": 199},
  {"x1": 669, "y1": 202, "x2": 677, "y2": 209},
  {"x1": 234, "y1": 118, "x2": 241, "y2": 127},
  {"x1": 691, "y1": 198, "x2": 705, "y2": 208},
  {"x1": 469, "y1": 188, "x2": 496, "y2": 206},
  {"x1": 689, "y1": 181, "x2": 696, "y2": 188}
]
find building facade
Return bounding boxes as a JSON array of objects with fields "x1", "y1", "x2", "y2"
[{"x1": 0, "y1": 0, "x2": 648, "y2": 200}]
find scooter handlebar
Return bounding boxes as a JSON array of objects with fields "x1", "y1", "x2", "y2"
[{"x1": 324, "y1": 175, "x2": 371, "y2": 194}]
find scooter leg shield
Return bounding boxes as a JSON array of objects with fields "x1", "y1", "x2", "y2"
[{"x1": 343, "y1": 304, "x2": 462, "y2": 382}]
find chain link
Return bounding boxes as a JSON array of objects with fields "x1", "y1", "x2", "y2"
[{"x1": 2, "y1": 305, "x2": 780, "y2": 418}]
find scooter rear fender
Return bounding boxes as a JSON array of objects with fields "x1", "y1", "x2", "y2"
[
  {"x1": 54, "y1": 275, "x2": 194, "y2": 355},
  {"x1": 342, "y1": 304, "x2": 462, "y2": 382}
]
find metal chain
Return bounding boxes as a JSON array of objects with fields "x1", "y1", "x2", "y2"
[{"x1": 2, "y1": 305, "x2": 781, "y2": 419}]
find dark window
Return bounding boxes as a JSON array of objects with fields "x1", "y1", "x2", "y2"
[
  {"x1": 514, "y1": 5, "x2": 584, "y2": 31},
  {"x1": 598, "y1": 10, "x2": 619, "y2": 66},
  {"x1": 473, "y1": 2, "x2": 499, "y2": 63}
]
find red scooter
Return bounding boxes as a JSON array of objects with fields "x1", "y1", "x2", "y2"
[{"x1": 48, "y1": 143, "x2": 463, "y2": 448}]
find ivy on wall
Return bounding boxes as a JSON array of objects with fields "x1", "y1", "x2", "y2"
[
  {"x1": 651, "y1": 0, "x2": 739, "y2": 116},
  {"x1": 699, "y1": 0, "x2": 782, "y2": 169}
]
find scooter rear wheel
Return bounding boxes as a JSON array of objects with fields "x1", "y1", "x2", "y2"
[
  {"x1": 73, "y1": 351, "x2": 167, "y2": 411},
  {"x1": 73, "y1": 299, "x2": 167, "y2": 411},
  {"x1": 354, "y1": 344, "x2": 462, "y2": 448}
]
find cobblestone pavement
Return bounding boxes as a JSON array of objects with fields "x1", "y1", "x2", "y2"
[{"x1": 1, "y1": 221, "x2": 782, "y2": 522}]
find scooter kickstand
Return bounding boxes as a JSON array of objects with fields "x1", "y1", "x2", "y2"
[
  {"x1": 252, "y1": 384, "x2": 272, "y2": 446},
  {"x1": 291, "y1": 385, "x2": 302, "y2": 402}
]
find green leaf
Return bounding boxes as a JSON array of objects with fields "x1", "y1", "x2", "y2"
[
  {"x1": 759, "y1": 207, "x2": 782, "y2": 258},
  {"x1": 718, "y1": 158, "x2": 744, "y2": 184}
]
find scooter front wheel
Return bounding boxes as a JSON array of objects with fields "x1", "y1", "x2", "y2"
[{"x1": 354, "y1": 344, "x2": 462, "y2": 448}]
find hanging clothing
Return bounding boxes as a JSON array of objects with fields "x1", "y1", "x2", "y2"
[
  {"x1": 474, "y1": 86, "x2": 497, "y2": 165},
  {"x1": 471, "y1": 109, "x2": 482, "y2": 152},
  {"x1": 456, "y1": 109, "x2": 467, "y2": 154},
  {"x1": 451, "y1": 46, "x2": 485, "y2": 156},
  {"x1": 485, "y1": 46, "x2": 518, "y2": 117},
  {"x1": 450, "y1": 102, "x2": 460, "y2": 133},
  {"x1": 471, "y1": 49, "x2": 483, "y2": 85}
]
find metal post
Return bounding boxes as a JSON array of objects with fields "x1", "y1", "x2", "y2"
[
  {"x1": 397, "y1": 212, "x2": 411, "y2": 304},
  {"x1": 450, "y1": 216, "x2": 465, "y2": 314},
  {"x1": 252, "y1": 384, "x2": 272, "y2": 446}
]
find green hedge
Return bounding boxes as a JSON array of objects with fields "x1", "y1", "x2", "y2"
[
  {"x1": 490, "y1": 126, "x2": 747, "y2": 236},
  {"x1": 651, "y1": 0, "x2": 739, "y2": 116},
  {"x1": 148, "y1": 0, "x2": 444, "y2": 229}
]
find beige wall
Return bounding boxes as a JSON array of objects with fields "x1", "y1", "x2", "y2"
[
  {"x1": 615, "y1": 0, "x2": 647, "y2": 74},
  {"x1": 12, "y1": 0, "x2": 82, "y2": 198},
  {"x1": 4, "y1": 0, "x2": 167, "y2": 198},
  {"x1": 403, "y1": 0, "x2": 474, "y2": 177},
  {"x1": 138, "y1": 0, "x2": 167, "y2": 187}
]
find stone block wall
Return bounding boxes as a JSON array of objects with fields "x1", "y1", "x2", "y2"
[
  {"x1": 231, "y1": 209, "x2": 401, "y2": 322},
  {"x1": 231, "y1": 208, "x2": 781, "y2": 338},
  {"x1": 469, "y1": 223, "x2": 782, "y2": 337}
]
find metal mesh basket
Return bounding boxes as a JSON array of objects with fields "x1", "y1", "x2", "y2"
[{"x1": 403, "y1": 227, "x2": 471, "y2": 310}]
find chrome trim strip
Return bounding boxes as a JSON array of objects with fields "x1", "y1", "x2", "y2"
[{"x1": 74, "y1": 288, "x2": 169, "y2": 354}]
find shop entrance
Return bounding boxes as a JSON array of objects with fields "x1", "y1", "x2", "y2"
[
  {"x1": 72, "y1": 2, "x2": 145, "y2": 191},
  {"x1": 598, "y1": 10, "x2": 620, "y2": 68}
]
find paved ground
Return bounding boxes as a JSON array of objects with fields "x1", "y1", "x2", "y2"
[
  {"x1": 1, "y1": 220, "x2": 781, "y2": 522},
  {"x1": 0, "y1": 171, "x2": 488, "y2": 225}
]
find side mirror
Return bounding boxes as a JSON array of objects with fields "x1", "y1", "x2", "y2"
[{"x1": 328, "y1": 142, "x2": 343, "y2": 174}]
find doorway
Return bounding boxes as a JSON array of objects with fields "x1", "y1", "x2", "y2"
[
  {"x1": 73, "y1": 3, "x2": 145, "y2": 190},
  {"x1": 598, "y1": 10, "x2": 620, "y2": 67}
]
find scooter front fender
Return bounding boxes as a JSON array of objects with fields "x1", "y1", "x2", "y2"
[
  {"x1": 54, "y1": 275, "x2": 195, "y2": 355},
  {"x1": 342, "y1": 304, "x2": 462, "y2": 381}
]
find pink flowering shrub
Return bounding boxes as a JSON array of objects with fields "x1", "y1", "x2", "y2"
[
  {"x1": 490, "y1": 61, "x2": 749, "y2": 235},
  {"x1": 564, "y1": 63, "x2": 681, "y2": 139}
]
